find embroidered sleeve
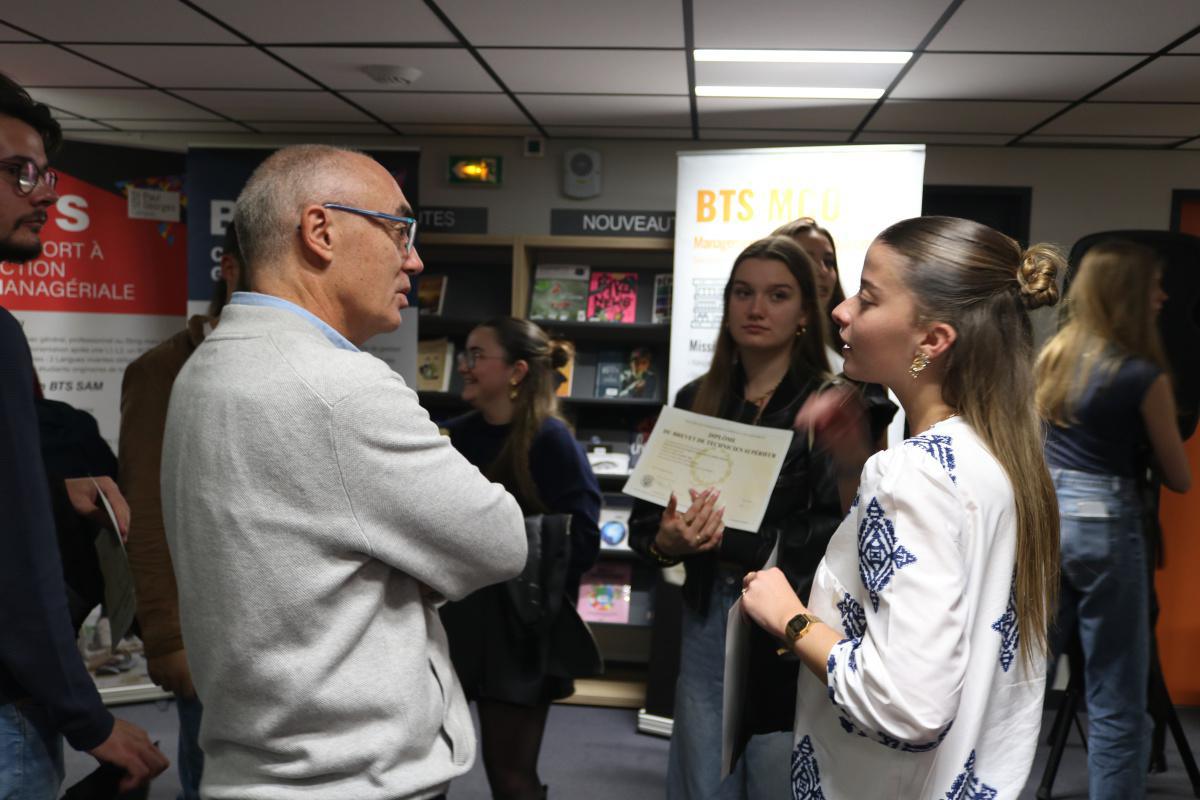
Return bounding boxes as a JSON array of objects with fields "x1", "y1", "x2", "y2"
[{"x1": 824, "y1": 447, "x2": 969, "y2": 749}]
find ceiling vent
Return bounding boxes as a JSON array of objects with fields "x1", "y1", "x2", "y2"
[{"x1": 361, "y1": 65, "x2": 423, "y2": 86}]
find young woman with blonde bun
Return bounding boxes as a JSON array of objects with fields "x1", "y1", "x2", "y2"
[{"x1": 743, "y1": 216, "x2": 1063, "y2": 799}]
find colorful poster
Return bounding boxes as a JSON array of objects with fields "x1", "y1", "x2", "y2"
[
  {"x1": 2, "y1": 170, "x2": 188, "y2": 446},
  {"x1": 671, "y1": 145, "x2": 926, "y2": 444},
  {"x1": 576, "y1": 561, "x2": 633, "y2": 624}
]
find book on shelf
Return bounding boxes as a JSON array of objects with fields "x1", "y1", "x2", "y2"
[
  {"x1": 416, "y1": 338, "x2": 454, "y2": 392},
  {"x1": 652, "y1": 273, "x2": 672, "y2": 324},
  {"x1": 553, "y1": 339, "x2": 575, "y2": 398},
  {"x1": 530, "y1": 264, "x2": 589, "y2": 322},
  {"x1": 417, "y1": 275, "x2": 447, "y2": 316},
  {"x1": 576, "y1": 561, "x2": 633, "y2": 624},
  {"x1": 587, "y1": 271, "x2": 638, "y2": 323},
  {"x1": 617, "y1": 346, "x2": 660, "y2": 400},
  {"x1": 594, "y1": 349, "x2": 626, "y2": 398}
]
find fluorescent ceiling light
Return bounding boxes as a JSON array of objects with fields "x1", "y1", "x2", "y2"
[
  {"x1": 695, "y1": 49, "x2": 911, "y2": 64},
  {"x1": 695, "y1": 85, "x2": 884, "y2": 100}
]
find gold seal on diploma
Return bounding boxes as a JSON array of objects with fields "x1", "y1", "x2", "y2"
[{"x1": 689, "y1": 446, "x2": 734, "y2": 486}]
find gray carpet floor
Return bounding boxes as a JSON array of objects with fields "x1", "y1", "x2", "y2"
[{"x1": 61, "y1": 701, "x2": 1200, "y2": 798}]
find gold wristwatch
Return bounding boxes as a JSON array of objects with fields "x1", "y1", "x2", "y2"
[{"x1": 777, "y1": 612, "x2": 822, "y2": 656}]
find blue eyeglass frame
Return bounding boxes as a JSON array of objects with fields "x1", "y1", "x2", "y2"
[{"x1": 322, "y1": 202, "x2": 418, "y2": 255}]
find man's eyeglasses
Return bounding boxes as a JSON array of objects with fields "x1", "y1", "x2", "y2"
[
  {"x1": 323, "y1": 202, "x2": 418, "y2": 256},
  {"x1": 456, "y1": 350, "x2": 506, "y2": 370},
  {"x1": 0, "y1": 157, "x2": 57, "y2": 196}
]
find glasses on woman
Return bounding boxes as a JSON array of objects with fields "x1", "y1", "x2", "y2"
[
  {"x1": 322, "y1": 202, "x2": 418, "y2": 256},
  {"x1": 456, "y1": 349, "x2": 506, "y2": 370},
  {"x1": 0, "y1": 157, "x2": 57, "y2": 196}
]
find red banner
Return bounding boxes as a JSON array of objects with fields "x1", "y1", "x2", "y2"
[{"x1": 0, "y1": 171, "x2": 186, "y2": 315}]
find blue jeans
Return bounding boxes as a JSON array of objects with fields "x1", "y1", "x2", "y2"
[
  {"x1": 175, "y1": 695, "x2": 205, "y2": 800},
  {"x1": 1052, "y1": 468, "x2": 1151, "y2": 800},
  {"x1": 0, "y1": 702, "x2": 65, "y2": 800},
  {"x1": 667, "y1": 571, "x2": 791, "y2": 800}
]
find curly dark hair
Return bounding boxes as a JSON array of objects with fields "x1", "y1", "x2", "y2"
[{"x1": 0, "y1": 72, "x2": 63, "y2": 154}]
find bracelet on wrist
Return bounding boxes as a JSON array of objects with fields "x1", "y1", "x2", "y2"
[{"x1": 648, "y1": 540, "x2": 682, "y2": 567}]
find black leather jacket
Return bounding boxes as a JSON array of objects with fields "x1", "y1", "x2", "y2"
[{"x1": 629, "y1": 367, "x2": 843, "y2": 614}]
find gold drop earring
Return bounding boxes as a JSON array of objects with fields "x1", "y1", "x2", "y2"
[
  {"x1": 909, "y1": 351, "x2": 930, "y2": 380},
  {"x1": 509, "y1": 380, "x2": 520, "y2": 400}
]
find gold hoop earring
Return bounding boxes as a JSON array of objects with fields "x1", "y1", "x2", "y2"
[{"x1": 909, "y1": 351, "x2": 930, "y2": 380}]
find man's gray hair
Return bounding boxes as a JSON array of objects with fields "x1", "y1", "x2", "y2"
[{"x1": 233, "y1": 144, "x2": 363, "y2": 271}]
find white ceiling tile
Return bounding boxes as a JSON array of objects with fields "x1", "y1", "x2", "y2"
[
  {"x1": 393, "y1": 123, "x2": 538, "y2": 136},
  {"x1": 1174, "y1": 34, "x2": 1200, "y2": 54},
  {"x1": 174, "y1": 90, "x2": 376, "y2": 122},
  {"x1": 893, "y1": 54, "x2": 1141, "y2": 100},
  {"x1": 547, "y1": 126, "x2": 694, "y2": 139},
  {"x1": 73, "y1": 45, "x2": 313, "y2": 90},
  {"x1": 191, "y1": 0, "x2": 455, "y2": 43},
  {"x1": 481, "y1": 49, "x2": 687, "y2": 94},
  {"x1": 104, "y1": 120, "x2": 249, "y2": 132},
  {"x1": 693, "y1": 0, "x2": 949, "y2": 49},
  {"x1": 0, "y1": 23, "x2": 35, "y2": 41},
  {"x1": 438, "y1": 0, "x2": 684, "y2": 47},
  {"x1": 697, "y1": 98, "x2": 873, "y2": 130},
  {"x1": 56, "y1": 119, "x2": 111, "y2": 131},
  {"x1": 1, "y1": 1, "x2": 239, "y2": 43},
  {"x1": 28, "y1": 87, "x2": 222, "y2": 120},
  {"x1": 866, "y1": 100, "x2": 1066, "y2": 133},
  {"x1": 855, "y1": 131, "x2": 1016, "y2": 145},
  {"x1": 1038, "y1": 103, "x2": 1200, "y2": 137},
  {"x1": 1022, "y1": 134, "x2": 1183, "y2": 146},
  {"x1": 251, "y1": 122, "x2": 392, "y2": 134},
  {"x1": 269, "y1": 47, "x2": 495, "y2": 92},
  {"x1": 1094, "y1": 56, "x2": 1200, "y2": 102},
  {"x1": 699, "y1": 129, "x2": 850, "y2": 142},
  {"x1": 519, "y1": 94, "x2": 692, "y2": 126},
  {"x1": 930, "y1": 0, "x2": 1200, "y2": 52},
  {"x1": 345, "y1": 92, "x2": 524, "y2": 124},
  {"x1": 0, "y1": 44, "x2": 139, "y2": 87},
  {"x1": 696, "y1": 62, "x2": 901, "y2": 90}
]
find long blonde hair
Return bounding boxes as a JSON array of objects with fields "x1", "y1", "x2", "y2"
[
  {"x1": 692, "y1": 236, "x2": 831, "y2": 416},
  {"x1": 878, "y1": 216, "x2": 1063, "y2": 668},
  {"x1": 1035, "y1": 240, "x2": 1168, "y2": 426}
]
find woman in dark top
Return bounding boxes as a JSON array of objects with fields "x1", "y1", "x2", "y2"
[
  {"x1": 628, "y1": 236, "x2": 845, "y2": 799},
  {"x1": 1035, "y1": 240, "x2": 1191, "y2": 800},
  {"x1": 440, "y1": 316, "x2": 601, "y2": 800}
]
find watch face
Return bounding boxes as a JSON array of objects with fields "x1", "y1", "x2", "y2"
[{"x1": 786, "y1": 613, "x2": 812, "y2": 640}]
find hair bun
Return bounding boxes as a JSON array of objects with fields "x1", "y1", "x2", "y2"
[
  {"x1": 548, "y1": 340, "x2": 572, "y2": 370},
  {"x1": 1017, "y1": 244, "x2": 1064, "y2": 310}
]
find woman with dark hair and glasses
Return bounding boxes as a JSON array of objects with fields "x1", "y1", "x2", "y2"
[
  {"x1": 439, "y1": 317, "x2": 601, "y2": 800},
  {"x1": 628, "y1": 235, "x2": 844, "y2": 799}
]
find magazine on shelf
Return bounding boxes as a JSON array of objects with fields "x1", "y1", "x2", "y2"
[
  {"x1": 530, "y1": 264, "x2": 590, "y2": 321},
  {"x1": 576, "y1": 561, "x2": 633, "y2": 624},
  {"x1": 417, "y1": 275, "x2": 447, "y2": 315},
  {"x1": 652, "y1": 273, "x2": 672, "y2": 324},
  {"x1": 594, "y1": 349, "x2": 626, "y2": 398},
  {"x1": 416, "y1": 338, "x2": 454, "y2": 392},
  {"x1": 554, "y1": 339, "x2": 575, "y2": 398},
  {"x1": 586, "y1": 271, "x2": 638, "y2": 323},
  {"x1": 616, "y1": 346, "x2": 660, "y2": 400}
]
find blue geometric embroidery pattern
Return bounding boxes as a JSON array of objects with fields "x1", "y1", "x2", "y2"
[
  {"x1": 858, "y1": 498, "x2": 917, "y2": 612},
  {"x1": 833, "y1": 709, "x2": 953, "y2": 753},
  {"x1": 905, "y1": 434, "x2": 958, "y2": 484},
  {"x1": 943, "y1": 750, "x2": 998, "y2": 799},
  {"x1": 791, "y1": 735, "x2": 826, "y2": 800},
  {"x1": 851, "y1": 492, "x2": 861, "y2": 509},
  {"x1": 991, "y1": 575, "x2": 1020, "y2": 673},
  {"x1": 837, "y1": 592, "x2": 867, "y2": 639}
]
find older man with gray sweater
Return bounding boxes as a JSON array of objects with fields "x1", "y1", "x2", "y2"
[{"x1": 161, "y1": 145, "x2": 526, "y2": 800}]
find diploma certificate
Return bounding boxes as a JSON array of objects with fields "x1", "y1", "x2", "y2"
[{"x1": 621, "y1": 406, "x2": 793, "y2": 532}]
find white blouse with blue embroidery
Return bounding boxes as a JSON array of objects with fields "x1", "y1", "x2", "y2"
[{"x1": 791, "y1": 416, "x2": 1046, "y2": 800}]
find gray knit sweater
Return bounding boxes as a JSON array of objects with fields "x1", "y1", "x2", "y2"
[{"x1": 161, "y1": 303, "x2": 526, "y2": 799}]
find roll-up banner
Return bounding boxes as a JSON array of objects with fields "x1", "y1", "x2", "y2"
[
  {"x1": 671, "y1": 145, "x2": 926, "y2": 442},
  {"x1": 186, "y1": 147, "x2": 421, "y2": 384},
  {"x1": 1, "y1": 171, "x2": 188, "y2": 447}
]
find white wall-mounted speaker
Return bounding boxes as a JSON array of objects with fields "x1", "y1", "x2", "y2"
[{"x1": 563, "y1": 148, "x2": 601, "y2": 199}]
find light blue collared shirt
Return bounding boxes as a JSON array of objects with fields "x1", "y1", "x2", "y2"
[{"x1": 228, "y1": 292, "x2": 360, "y2": 352}]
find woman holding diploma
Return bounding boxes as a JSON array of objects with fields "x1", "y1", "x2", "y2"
[
  {"x1": 741, "y1": 216, "x2": 1063, "y2": 799},
  {"x1": 440, "y1": 317, "x2": 601, "y2": 800},
  {"x1": 629, "y1": 235, "x2": 843, "y2": 799}
]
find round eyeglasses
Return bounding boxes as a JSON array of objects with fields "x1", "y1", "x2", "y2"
[{"x1": 1, "y1": 158, "x2": 57, "y2": 196}]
